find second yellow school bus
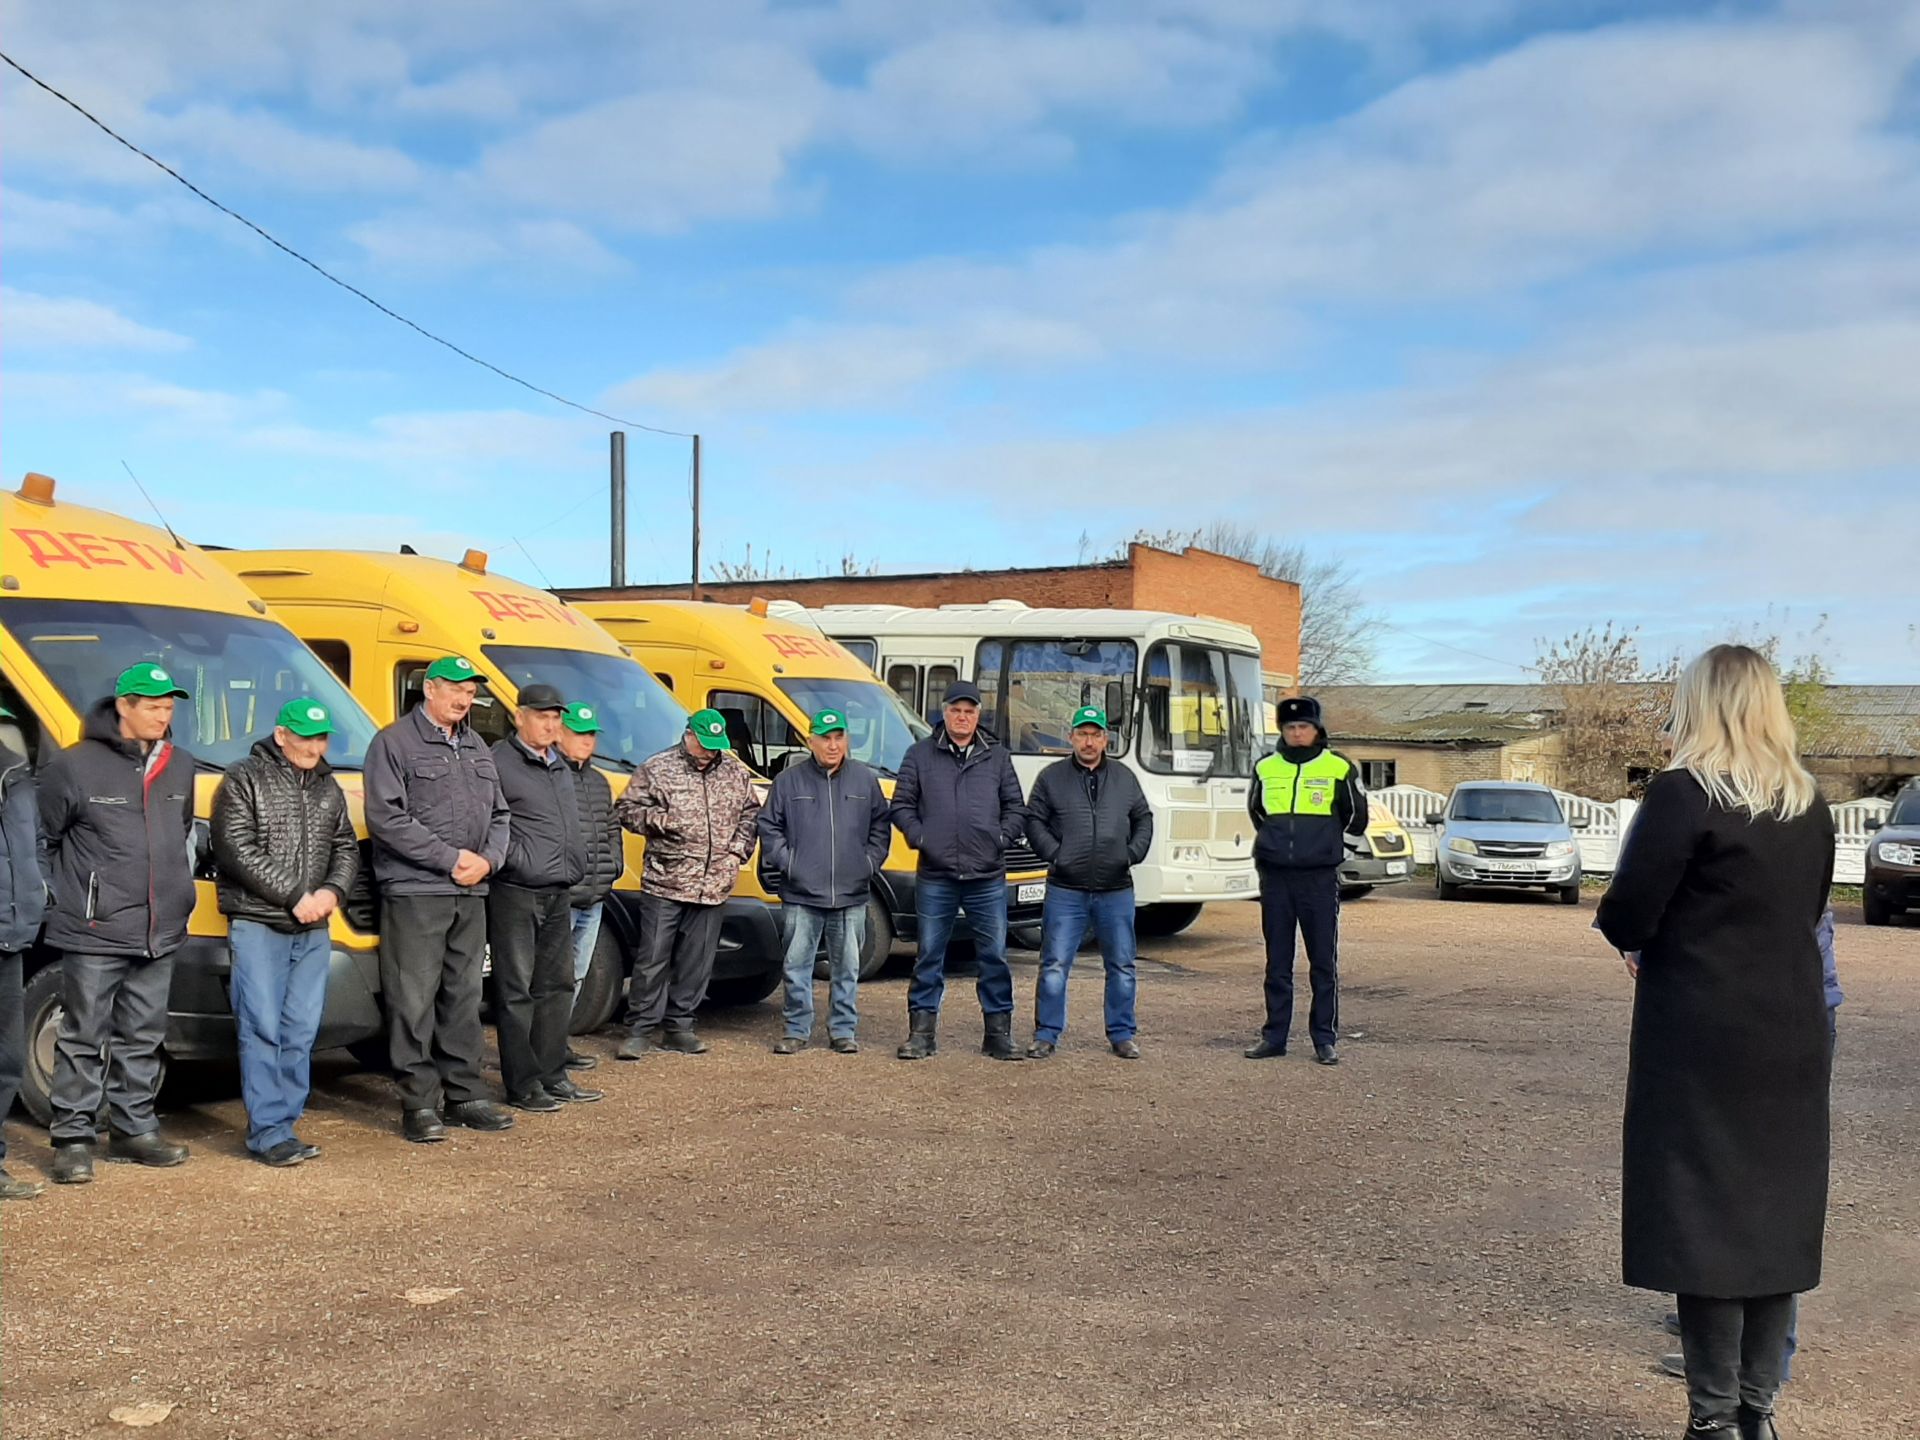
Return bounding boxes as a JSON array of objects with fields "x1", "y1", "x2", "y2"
[{"x1": 210, "y1": 547, "x2": 785, "y2": 1021}]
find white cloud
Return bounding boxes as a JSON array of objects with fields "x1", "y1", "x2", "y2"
[
  {"x1": 1, "y1": 289, "x2": 193, "y2": 352},
  {"x1": 344, "y1": 213, "x2": 627, "y2": 276}
]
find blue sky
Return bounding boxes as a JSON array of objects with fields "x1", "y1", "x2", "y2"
[{"x1": 4, "y1": 0, "x2": 1917, "y2": 681}]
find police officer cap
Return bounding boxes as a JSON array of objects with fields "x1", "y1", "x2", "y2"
[{"x1": 1277, "y1": 695, "x2": 1323, "y2": 727}]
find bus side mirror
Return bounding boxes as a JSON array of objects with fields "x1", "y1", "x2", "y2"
[{"x1": 1104, "y1": 680, "x2": 1125, "y2": 724}]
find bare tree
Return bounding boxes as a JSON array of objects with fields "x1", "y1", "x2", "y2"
[
  {"x1": 1533, "y1": 623, "x2": 1675, "y2": 799},
  {"x1": 1121, "y1": 521, "x2": 1378, "y2": 685},
  {"x1": 707, "y1": 544, "x2": 878, "y2": 583}
]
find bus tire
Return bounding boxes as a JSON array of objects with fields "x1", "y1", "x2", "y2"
[
  {"x1": 1135, "y1": 902, "x2": 1203, "y2": 937},
  {"x1": 18, "y1": 961, "x2": 166, "y2": 1130},
  {"x1": 571, "y1": 924, "x2": 625, "y2": 1034},
  {"x1": 1007, "y1": 924, "x2": 1043, "y2": 952},
  {"x1": 817, "y1": 896, "x2": 898, "y2": 981}
]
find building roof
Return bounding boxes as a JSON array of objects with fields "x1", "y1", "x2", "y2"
[{"x1": 1316, "y1": 683, "x2": 1920, "y2": 759}]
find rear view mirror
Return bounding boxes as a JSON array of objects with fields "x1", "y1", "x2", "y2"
[
  {"x1": 1424, "y1": 813, "x2": 1445, "y2": 827},
  {"x1": 1866, "y1": 818, "x2": 1883, "y2": 833}
]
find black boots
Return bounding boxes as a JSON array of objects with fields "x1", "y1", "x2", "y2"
[
  {"x1": 897, "y1": 1009, "x2": 937, "y2": 1060},
  {"x1": 107, "y1": 1131, "x2": 189, "y2": 1167},
  {"x1": 982, "y1": 1012, "x2": 1022, "y2": 1062},
  {"x1": 1737, "y1": 1408, "x2": 1779, "y2": 1440}
]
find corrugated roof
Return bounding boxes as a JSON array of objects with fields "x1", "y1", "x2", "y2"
[{"x1": 1317, "y1": 683, "x2": 1920, "y2": 759}]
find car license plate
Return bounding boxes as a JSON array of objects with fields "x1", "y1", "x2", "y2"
[
  {"x1": 1489, "y1": 860, "x2": 1530, "y2": 873},
  {"x1": 1387, "y1": 861, "x2": 1407, "y2": 876},
  {"x1": 1017, "y1": 882, "x2": 1046, "y2": 904},
  {"x1": 1225, "y1": 874, "x2": 1253, "y2": 892}
]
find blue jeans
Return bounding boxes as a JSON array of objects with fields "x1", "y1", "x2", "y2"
[
  {"x1": 781, "y1": 903, "x2": 864, "y2": 1040},
  {"x1": 228, "y1": 920, "x2": 331, "y2": 1154},
  {"x1": 1032, "y1": 886, "x2": 1137, "y2": 1044},
  {"x1": 570, "y1": 902, "x2": 604, "y2": 998},
  {"x1": 909, "y1": 875, "x2": 1012, "y2": 1015}
]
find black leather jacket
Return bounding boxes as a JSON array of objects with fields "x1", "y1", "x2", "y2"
[{"x1": 213, "y1": 737, "x2": 358, "y2": 933}]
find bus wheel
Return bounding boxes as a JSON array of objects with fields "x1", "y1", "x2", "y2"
[
  {"x1": 18, "y1": 963, "x2": 165, "y2": 1129},
  {"x1": 853, "y1": 898, "x2": 896, "y2": 981},
  {"x1": 1007, "y1": 924, "x2": 1043, "y2": 952},
  {"x1": 1135, "y1": 903, "x2": 1203, "y2": 937},
  {"x1": 571, "y1": 924, "x2": 624, "y2": 1033}
]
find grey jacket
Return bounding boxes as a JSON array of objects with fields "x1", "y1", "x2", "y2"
[
  {"x1": 38, "y1": 697, "x2": 197, "y2": 959},
  {"x1": 757, "y1": 756, "x2": 892, "y2": 911},
  {"x1": 364, "y1": 706, "x2": 510, "y2": 897},
  {"x1": 492, "y1": 735, "x2": 585, "y2": 891},
  {"x1": 1, "y1": 742, "x2": 50, "y2": 953}
]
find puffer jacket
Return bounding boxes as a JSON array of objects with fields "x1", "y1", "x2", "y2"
[
  {"x1": 1026, "y1": 756, "x2": 1153, "y2": 892},
  {"x1": 492, "y1": 735, "x2": 585, "y2": 890},
  {"x1": 891, "y1": 727, "x2": 1026, "y2": 881},
  {"x1": 615, "y1": 744, "x2": 761, "y2": 907},
  {"x1": 757, "y1": 755, "x2": 892, "y2": 910},
  {"x1": 1, "y1": 742, "x2": 50, "y2": 952},
  {"x1": 39, "y1": 696, "x2": 197, "y2": 959},
  {"x1": 212, "y1": 737, "x2": 358, "y2": 933},
  {"x1": 567, "y1": 757, "x2": 622, "y2": 909}
]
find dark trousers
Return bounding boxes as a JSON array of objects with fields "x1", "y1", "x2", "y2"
[
  {"x1": 1677, "y1": 1293, "x2": 1795, "y2": 1425},
  {"x1": 909, "y1": 873, "x2": 1013, "y2": 1015},
  {"x1": 49, "y1": 950, "x2": 175, "y2": 1141},
  {"x1": 0, "y1": 951, "x2": 25, "y2": 1162},
  {"x1": 624, "y1": 892, "x2": 723, "y2": 1034},
  {"x1": 380, "y1": 893, "x2": 489, "y2": 1112},
  {"x1": 486, "y1": 883, "x2": 575, "y2": 1099},
  {"x1": 1257, "y1": 866, "x2": 1340, "y2": 1051}
]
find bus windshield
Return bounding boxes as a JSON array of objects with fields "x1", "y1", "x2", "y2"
[
  {"x1": 1, "y1": 598, "x2": 378, "y2": 769},
  {"x1": 974, "y1": 638, "x2": 1138, "y2": 756},
  {"x1": 775, "y1": 677, "x2": 929, "y2": 776},
  {"x1": 1140, "y1": 642, "x2": 1262, "y2": 777},
  {"x1": 482, "y1": 645, "x2": 688, "y2": 771}
]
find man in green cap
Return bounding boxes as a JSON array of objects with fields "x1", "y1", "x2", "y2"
[
  {"x1": 40, "y1": 662, "x2": 199, "y2": 1183},
  {"x1": 1024, "y1": 706, "x2": 1153, "y2": 1059},
  {"x1": 614, "y1": 709, "x2": 760, "y2": 1058},
  {"x1": 756, "y1": 708, "x2": 894, "y2": 1053},
  {"x1": 211, "y1": 699, "x2": 359, "y2": 1166},
  {"x1": 558, "y1": 702, "x2": 620, "y2": 1072},
  {"x1": 364, "y1": 654, "x2": 514, "y2": 1142}
]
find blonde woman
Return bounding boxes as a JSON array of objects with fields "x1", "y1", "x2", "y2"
[{"x1": 1598, "y1": 646, "x2": 1834, "y2": 1440}]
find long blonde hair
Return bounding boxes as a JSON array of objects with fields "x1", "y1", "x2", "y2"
[{"x1": 1667, "y1": 644, "x2": 1817, "y2": 819}]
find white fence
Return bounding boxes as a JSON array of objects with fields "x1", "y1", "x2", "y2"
[{"x1": 1374, "y1": 786, "x2": 1891, "y2": 885}]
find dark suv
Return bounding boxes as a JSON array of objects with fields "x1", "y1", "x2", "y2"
[{"x1": 1865, "y1": 783, "x2": 1920, "y2": 927}]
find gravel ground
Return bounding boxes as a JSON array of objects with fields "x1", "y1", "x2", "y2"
[{"x1": 2, "y1": 888, "x2": 1915, "y2": 1440}]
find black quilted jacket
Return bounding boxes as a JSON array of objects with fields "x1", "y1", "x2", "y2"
[
  {"x1": 213, "y1": 738, "x2": 358, "y2": 933},
  {"x1": 566, "y1": 756, "x2": 622, "y2": 909}
]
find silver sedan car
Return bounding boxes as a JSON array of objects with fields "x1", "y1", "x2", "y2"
[{"x1": 1426, "y1": 781, "x2": 1587, "y2": 905}]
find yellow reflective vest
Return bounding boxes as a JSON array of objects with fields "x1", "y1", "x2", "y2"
[{"x1": 1248, "y1": 745, "x2": 1367, "y2": 869}]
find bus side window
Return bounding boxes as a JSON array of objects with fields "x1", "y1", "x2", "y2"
[
  {"x1": 926, "y1": 665, "x2": 957, "y2": 714},
  {"x1": 886, "y1": 664, "x2": 920, "y2": 715},
  {"x1": 654, "y1": 671, "x2": 674, "y2": 692},
  {"x1": 307, "y1": 639, "x2": 351, "y2": 685}
]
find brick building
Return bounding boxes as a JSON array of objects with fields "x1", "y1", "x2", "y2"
[{"x1": 564, "y1": 543, "x2": 1303, "y2": 693}]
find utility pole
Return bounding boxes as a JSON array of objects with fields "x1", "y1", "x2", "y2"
[
  {"x1": 609, "y1": 431, "x2": 627, "y2": 588},
  {"x1": 690, "y1": 432, "x2": 702, "y2": 601}
]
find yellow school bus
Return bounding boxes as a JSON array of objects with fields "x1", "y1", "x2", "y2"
[
  {"x1": 209, "y1": 548, "x2": 785, "y2": 1020},
  {"x1": 572, "y1": 599, "x2": 1052, "y2": 977},
  {"x1": 0, "y1": 473, "x2": 387, "y2": 1124}
]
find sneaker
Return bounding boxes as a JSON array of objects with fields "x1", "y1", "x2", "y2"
[
  {"x1": 296, "y1": 1138, "x2": 322, "y2": 1161},
  {"x1": 0, "y1": 1166, "x2": 45, "y2": 1200},
  {"x1": 1025, "y1": 1040, "x2": 1057, "y2": 1060},
  {"x1": 772, "y1": 1036, "x2": 808, "y2": 1055},
  {"x1": 509, "y1": 1088, "x2": 564, "y2": 1113},
  {"x1": 1110, "y1": 1039, "x2": 1141, "y2": 1060},
  {"x1": 547, "y1": 1078, "x2": 603, "y2": 1104},
  {"x1": 564, "y1": 1049, "x2": 599, "y2": 1071},
  {"x1": 829, "y1": 1036, "x2": 859, "y2": 1054},
  {"x1": 1243, "y1": 1039, "x2": 1287, "y2": 1060},
  {"x1": 256, "y1": 1139, "x2": 307, "y2": 1168},
  {"x1": 660, "y1": 1029, "x2": 708, "y2": 1055}
]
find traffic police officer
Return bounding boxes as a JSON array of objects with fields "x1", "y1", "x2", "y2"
[{"x1": 1244, "y1": 695, "x2": 1367, "y2": 1065}]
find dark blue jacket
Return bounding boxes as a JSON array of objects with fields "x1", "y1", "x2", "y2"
[
  {"x1": 364, "y1": 706, "x2": 511, "y2": 896},
  {"x1": 1, "y1": 741, "x2": 50, "y2": 953},
  {"x1": 891, "y1": 728, "x2": 1026, "y2": 882},
  {"x1": 758, "y1": 755, "x2": 892, "y2": 910}
]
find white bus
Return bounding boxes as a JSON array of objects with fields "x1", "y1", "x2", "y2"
[{"x1": 772, "y1": 600, "x2": 1263, "y2": 935}]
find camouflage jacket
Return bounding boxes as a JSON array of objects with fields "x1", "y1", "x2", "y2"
[{"x1": 615, "y1": 744, "x2": 762, "y2": 906}]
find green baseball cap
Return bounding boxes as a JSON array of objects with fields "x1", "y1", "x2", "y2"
[
  {"x1": 1071, "y1": 705, "x2": 1109, "y2": 730},
  {"x1": 810, "y1": 709, "x2": 848, "y2": 736},
  {"x1": 687, "y1": 707, "x2": 731, "y2": 751},
  {"x1": 275, "y1": 698, "x2": 334, "y2": 738},
  {"x1": 424, "y1": 655, "x2": 483, "y2": 684},
  {"x1": 0, "y1": 702, "x2": 13, "y2": 720},
  {"x1": 116, "y1": 662, "x2": 190, "y2": 700},
  {"x1": 562, "y1": 702, "x2": 602, "y2": 734}
]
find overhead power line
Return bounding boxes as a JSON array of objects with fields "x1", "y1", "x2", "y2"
[
  {"x1": 0, "y1": 49, "x2": 695, "y2": 440},
  {"x1": 1372, "y1": 618, "x2": 1540, "y2": 674}
]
